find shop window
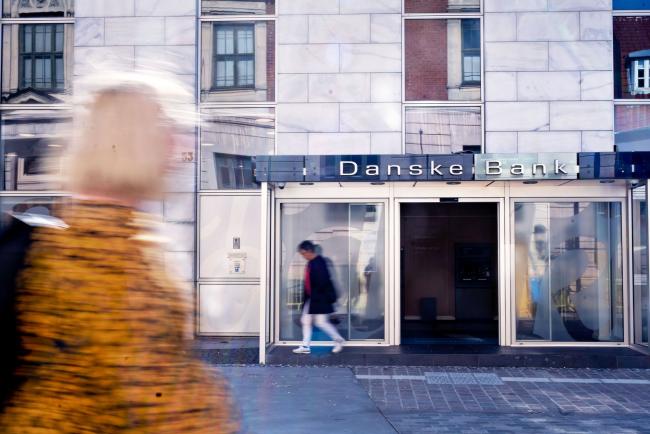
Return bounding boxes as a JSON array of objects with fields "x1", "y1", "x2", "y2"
[
  {"x1": 405, "y1": 106, "x2": 481, "y2": 154},
  {"x1": 404, "y1": 0, "x2": 480, "y2": 14},
  {"x1": 405, "y1": 19, "x2": 480, "y2": 101},
  {"x1": 1, "y1": 109, "x2": 69, "y2": 191},
  {"x1": 201, "y1": 21, "x2": 274, "y2": 102},
  {"x1": 514, "y1": 202, "x2": 624, "y2": 343},
  {"x1": 214, "y1": 24, "x2": 255, "y2": 89},
  {"x1": 2, "y1": 0, "x2": 74, "y2": 18},
  {"x1": 201, "y1": 0, "x2": 274, "y2": 16},
  {"x1": 2, "y1": 23, "x2": 73, "y2": 103},
  {"x1": 200, "y1": 107, "x2": 274, "y2": 190}
]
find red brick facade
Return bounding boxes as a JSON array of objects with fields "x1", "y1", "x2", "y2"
[
  {"x1": 616, "y1": 105, "x2": 650, "y2": 132},
  {"x1": 405, "y1": 19, "x2": 448, "y2": 101},
  {"x1": 405, "y1": 0, "x2": 479, "y2": 13},
  {"x1": 613, "y1": 16, "x2": 650, "y2": 99}
]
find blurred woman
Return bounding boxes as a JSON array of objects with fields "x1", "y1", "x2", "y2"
[{"x1": 0, "y1": 75, "x2": 238, "y2": 433}]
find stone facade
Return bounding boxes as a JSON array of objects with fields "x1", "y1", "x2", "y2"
[
  {"x1": 276, "y1": 0, "x2": 403, "y2": 155},
  {"x1": 74, "y1": 0, "x2": 197, "y2": 283},
  {"x1": 484, "y1": 0, "x2": 615, "y2": 153}
]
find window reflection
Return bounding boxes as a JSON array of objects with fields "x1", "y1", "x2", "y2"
[
  {"x1": 2, "y1": 24, "x2": 73, "y2": 103},
  {"x1": 280, "y1": 203, "x2": 386, "y2": 341},
  {"x1": 615, "y1": 105, "x2": 650, "y2": 151},
  {"x1": 515, "y1": 202, "x2": 624, "y2": 342},
  {"x1": 405, "y1": 19, "x2": 480, "y2": 101},
  {"x1": 633, "y1": 186, "x2": 648, "y2": 345},
  {"x1": 405, "y1": 0, "x2": 480, "y2": 13},
  {"x1": 405, "y1": 106, "x2": 481, "y2": 154},
  {"x1": 0, "y1": 195, "x2": 61, "y2": 230},
  {"x1": 1, "y1": 110, "x2": 69, "y2": 191},
  {"x1": 2, "y1": 0, "x2": 74, "y2": 18},
  {"x1": 200, "y1": 107, "x2": 274, "y2": 190},
  {"x1": 201, "y1": 0, "x2": 274, "y2": 16},
  {"x1": 614, "y1": 17, "x2": 650, "y2": 99},
  {"x1": 201, "y1": 21, "x2": 274, "y2": 102}
]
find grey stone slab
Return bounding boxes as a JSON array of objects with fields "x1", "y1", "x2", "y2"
[{"x1": 220, "y1": 367, "x2": 396, "y2": 434}]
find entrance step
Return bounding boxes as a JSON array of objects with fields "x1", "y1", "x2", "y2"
[{"x1": 265, "y1": 344, "x2": 650, "y2": 369}]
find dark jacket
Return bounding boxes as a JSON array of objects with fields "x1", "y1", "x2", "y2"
[
  {"x1": 0, "y1": 216, "x2": 33, "y2": 408},
  {"x1": 305, "y1": 255, "x2": 337, "y2": 314}
]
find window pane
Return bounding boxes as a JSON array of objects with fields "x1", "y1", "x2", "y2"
[
  {"x1": 200, "y1": 107, "x2": 275, "y2": 190},
  {"x1": 614, "y1": 0, "x2": 650, "y2": 9},
  {"x1": 632, "y1": 186, "x2": 649, "y2": 345},
  {"x1": 279, "y1": 203, "x2": 386, "y2": 342},
  {"x1": 614, "y1": 16, "x2": 650, "y2": 98},
  {"x1": 237, "y1": 59, "x2": 254, "y2": 86},
  {"x1": 405, "y1": 0, "x2": 480, "y2": 13},
  {"x1": 202, "y1": 21, "x2": 274, "y2": 102},
  {"x1": 1, "y1": 110, "x2": 70, "y2": 191},
  {"x1": 237, "y1": 28, "x2": 254, "y2": 54},
  {"x1": 201, "y1": 0, "x2": 274, "y2": 15},
  {"x1": 4, "y1": 24, "x2": 72, "y2": 103},
  {"x1": 515, "y1": 202, "x2": 624, "y2": 342},
  {"x1": 3, "y1": 0, "x2": 74, "y2": 18},
  {"x1": 406, "y1": 19, "x2": 480, "y2": 101},
  {"x1": 615, "y1": 105, "x2": 650, "y2": 151},
  {"x1": 405, "y1": 107, "x2": 481, "y2": 154}
]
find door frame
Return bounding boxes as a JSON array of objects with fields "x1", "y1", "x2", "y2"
[{"x1": 393, "y1": 197, "x2": 506, "y2": 346}]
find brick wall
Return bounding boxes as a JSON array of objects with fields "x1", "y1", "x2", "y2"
[
  {"x1": 616, "y1": 105, "x2": 650, "y2": 131},
  {"x1": 613, "y1": 16, "x2": 650, "y2": 99},
  {"x1": 405, "y1": 19, "x2": 447, "y2": 101},
  {"x1": 405, "y1": 0, "x2": 451, "y2": 13}
]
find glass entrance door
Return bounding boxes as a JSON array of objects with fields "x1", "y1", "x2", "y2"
[
  {"x1": 632, "y1": 184, "x2": 649, "y2": 346},
  {"x1": 277, "y1": 201, "x2": 387, "y2": 343}
]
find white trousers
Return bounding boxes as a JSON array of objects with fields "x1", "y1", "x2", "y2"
[{"x1": 301, "y1": 300, "x2": 344, "y2": 347}]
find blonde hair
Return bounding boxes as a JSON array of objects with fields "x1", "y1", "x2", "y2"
[
  {"x1": 66, "y1": 70, "x2": 194, "y2": 201},
  {"x1": 66, "y1": 88, "x2": 169, "y2": 200}
]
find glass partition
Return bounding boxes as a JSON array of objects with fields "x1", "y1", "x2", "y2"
[
  {"x1": 633, "y1": 185, "x2": 649, "y2": 345},
  {"x1": 514, "y1": 201, "x2": 624, "y2": 342},
  {"x1": 279, "y1": 202, "x2": 386, "y2": 342},
  {"x1": 405, "y1": 106, "x2": 481, "y2": 154}
]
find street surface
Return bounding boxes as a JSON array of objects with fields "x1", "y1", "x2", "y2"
[{"x1": 219, "y1": 365, "x2": 650, "y2": 433}]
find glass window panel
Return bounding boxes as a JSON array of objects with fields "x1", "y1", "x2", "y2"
[
  {"x1": 216, "y1": 27, "x2": 234, "y2": 55},
  {"x1": 406, "y1": 19, "x2": 481, "y2": 101},
  {"x1": 1, "y1": 109, "x2": 70, "y2": 191},
  {"x1": 3, "y1": 0, "x2": 74, "y2": 18},
  {"x1": 201, "y1": 0, "x2": 274, "y2": 15},
  {"x1": 202, "y1": 21, "x2": 274, "y2": 102},
  {"x1": 514, "y1": 202, "x2": 624, "y2": 342},
  {"x1": 614, "y1": 16, "x2": 650, "y2": 98},
  {"x1": 4, "y1": 24, "x2": 72, "y2": 103},
  {"x1": 632, "y1": 185, "x2": 649, "y2": 345},
  {"x1": 405, "y1": 0, "x2": 480, "y2": 13},
  {"x1": 237, "y1": 28, "x2": 254, "y2": 54},
  {"x1": 614, "y1": 0, "x2": 650, "y2": 9},
  {"x1": 55, "y1": 56, "x2": 63, "y2": 88},
  {"x1": 279, "y1": 203, "x2": 386, "y2": 342},
  {"x1": 0, "y1": 196, "x2": 62, "y2": 231},
  {"x1": 405, "y1": 106, "x2": 482, "y2": 154},
  {"x1": 615, "y1": 105, "x2": 650, "y2": 151},
  {"x1": 200, "y1": 107, "x2": 275, "y2": 190}
]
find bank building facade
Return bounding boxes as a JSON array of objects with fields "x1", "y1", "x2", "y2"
[{"x1": 2, "y1": 0, "x2": 650, "y2": 364}]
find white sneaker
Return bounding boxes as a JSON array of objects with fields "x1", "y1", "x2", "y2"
[
  {"x1": 292, "y1": 346, "x2": 311, "y2": 354},
  {"x1": 332, "y1": 341, "x2": 344, "y2": 354}
]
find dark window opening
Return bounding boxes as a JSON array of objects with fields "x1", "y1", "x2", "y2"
[
  {"x1": 213, "y1": 23, "x2": 255, "y2": 90},
  {"x1": 19, "y1": 23, "x2": 64, "y2": 91},
  {"x1": 461, "y1": 19, "x2": 480, "y2": 86}
]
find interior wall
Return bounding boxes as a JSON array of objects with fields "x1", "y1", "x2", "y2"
[{"x1": 401, "y1": 203, "x2": 497, "y2": 319}]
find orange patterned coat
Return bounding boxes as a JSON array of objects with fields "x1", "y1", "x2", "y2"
[{"x1": 0, "y1": 201, "x2": 238, "y2": 433}]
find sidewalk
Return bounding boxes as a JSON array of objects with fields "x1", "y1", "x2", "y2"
[{"x1": 217, "y1": 365, "x2": 650, "y2": 434}]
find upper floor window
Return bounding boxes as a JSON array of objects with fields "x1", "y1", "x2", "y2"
[
  {"x1": 462, "y1": 19, "x2": 480, "y2": 85},
  {"x1": 614, "y1": 16, "x2": 650, "y2": 99},
  {"x1": 2, "y1": 0, "x2": 74, "y2": 18},
  {"x1": 214, "y1": 24, "x2": 255, "y2": 89},
  {"x1": 631, "y1": 54, "x2": 650, "y2": 95},
  {"x1": 20, "y1": 23, "x2": 64, "y2": 91},
  {"x1": 405, "y1": 0, "x2": 479, "y2": 14}
]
